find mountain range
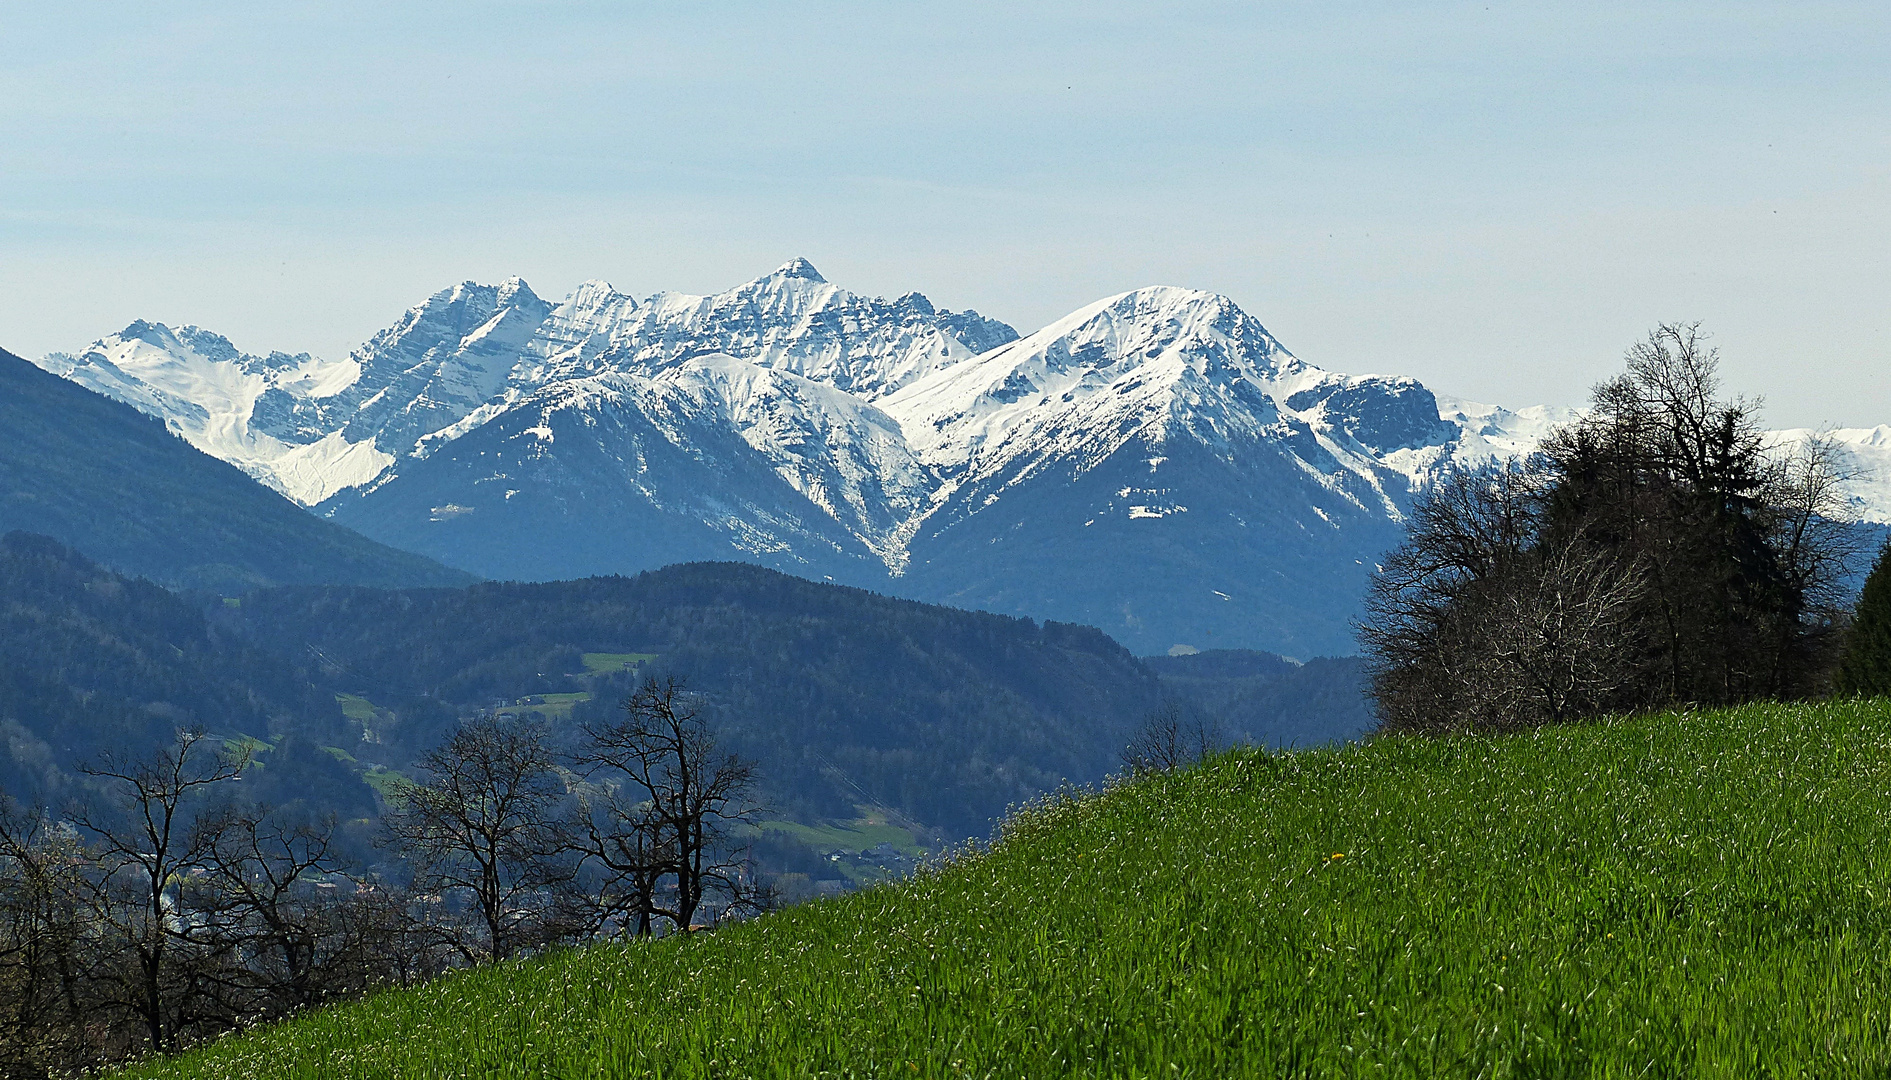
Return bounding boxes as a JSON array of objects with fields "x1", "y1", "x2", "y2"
[{"x1": 37, "y1": 261, "x2": 1891, "y2": 656}]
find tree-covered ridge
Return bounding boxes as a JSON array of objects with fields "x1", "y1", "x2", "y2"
[
  {"x1": 0, "y1": 537, "x2": 1371, "y2": 843},
  {"x1": 0, "y1": 348, "x2": 473, "y2": 594},
  {"x1": 1141, "y1": 649, "x2": 1373, "y2": 748},
  {"x1": 228, "y1": 564, "x2": 1169, "y2": 835},
  {"x1": 0, "y1": 532, "x2": 349, "y2": 800}
]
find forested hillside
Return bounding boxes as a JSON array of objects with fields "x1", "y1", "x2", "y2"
[
  {"x1": 1142, "y1": 649, "x2": 1373, "y2": 748},
  {"x1": 0, "y1": 348, "x2": 472, "y2": 593},
  {"x1": 0, "y1": 539, "x2": 1370, "y2": 842},
  {"x1": 227, "y1": 565, "x2": 1169, "y2": 835},
  {"x1": 0, "y1": 533, "x2": 369, "y2": 812}
]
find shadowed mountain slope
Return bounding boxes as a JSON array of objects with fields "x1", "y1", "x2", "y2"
[{"x1": 0, "y1": 348, "x2": 474, "y2": 594}]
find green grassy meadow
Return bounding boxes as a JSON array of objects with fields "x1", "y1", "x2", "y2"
[
  {"x1": 582, "y1": 652, "x2": 658, "y2": 675},
  {"x1": 127, "y1": 699, "x2": 1891, "y2": 1078},
  {"x1": 496, "y1": 691, "x2": 596, "y2": 723},
  {"x1": 334, "y1": 693, "x2": 379, "y2": 723},
  {"x1": 761, "y1": 809, "x2": 931, "y2": 856}
]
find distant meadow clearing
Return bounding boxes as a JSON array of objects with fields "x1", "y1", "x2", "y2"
[{"x1": 128, "y1": 699, "x2": 1891, "y2": 1078}]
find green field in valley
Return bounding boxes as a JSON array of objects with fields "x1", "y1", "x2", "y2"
[
  {"x1": 359, "y1": 765, "x2": 412, "y2": 801},
  {"x1": 122, "y1": 698, "x2": 1891, "y2": 1078},
  {"x1": 334, "y1": 693, "x2": 378, "y2": 723},
  {"x1": 581, "y1": 652, "x2": 657, "y2": 675},
  {"x1": 760, "y1": 815, "x2": 929, "y2": 859},
  {"x1": 496, "y1": 691, "x2": 595, "y2": 722}
]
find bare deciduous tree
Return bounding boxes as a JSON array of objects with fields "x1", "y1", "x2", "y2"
[
  {"x1": 574, "y1": 677, "x2": 763, "y2": 934},
  {"x1": 186, "y1": 805, "x2": 352, "y2": 1015},
  {"x1": 67, "y1": 729, "x2": 247, "y2": 1053},
  {"x1": 570, "y1": 785, "x2": 665, "y2": 938},
  {"x1": 1477, "y1": 538, "x2": 1648, "y2": 726},
  {"x1": 0, "y1": 799, "x2": 94, "y2": 1077},
  {"x1": 1121, "y1": 702, "x2": 1223, "y2": 775},
  {"x1": 1762, "y1": 433, "x2": 1866, "y2": 690},
  {"x1": 381, "y1": 716, "x2": 571, "y2": 963}
]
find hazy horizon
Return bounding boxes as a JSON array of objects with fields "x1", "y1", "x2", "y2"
[{"x1": 4, "y1": 2, "x2": 1887, "y2": 427}]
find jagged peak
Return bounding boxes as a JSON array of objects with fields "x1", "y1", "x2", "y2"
[
  {"x1": 494, "y1": 276, "x2": 544, "y2": 308},
  {"x1": 565, "y1": 279, "x2": 634, "y2": 305},
  {"x1": 386, "y1": 278, "x2": 550, "y2": 334},
  {"x1": 171, "y1": 325, "x2": 245, "y2": 363},
  {"x1": 117, "y1": 319, "x2": 180, "y2": 347},
  {"x1": 430, "y1": 278, "x2": 536, "y2": 307},
  {"x1": 770, "y1": 257, "x2": 826, "y2": 283}
]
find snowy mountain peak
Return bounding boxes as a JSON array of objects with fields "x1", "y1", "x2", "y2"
[
  {"x1": 118, "y1": 318, "x2": 181, "y2": 349},
  {"x1": 567, "y1": 279, "x2": 631, "y2": 307},
  {"x1": 516, "y1": 280, "x2": 641, "y2": 379},
  {"x1": 494, "y1": 275, "x2": 541, "y2": 308},
  {"x1": 772, "y1": 257, "x2": 826, "y2": 283},
  {"x1": 878, "y1": 284, "x2": 1307, "y2": 466},
  {"x1": 326, "y1": 277, "x2": 555, "y2": 455},
  {"x1": 996, "y1": 285, "x2": 1307, "y2": 388},
  {"x1": 106, "y1": 320, "x2": 244, "y2": 367}
]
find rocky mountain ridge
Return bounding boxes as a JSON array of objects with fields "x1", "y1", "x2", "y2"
[{"x1": 38, "y1": 261, "x2": 1888, "y2": 655}]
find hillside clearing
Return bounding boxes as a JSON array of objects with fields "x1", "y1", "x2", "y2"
[
  {"x1": 126, "y1": 699, "x2": 1891, "y2": 1078},
  {"x1": 581, "y1": 652, "x2": 657, "y2": 675}
]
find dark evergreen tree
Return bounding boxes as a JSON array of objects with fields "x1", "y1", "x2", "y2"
[{"x1": 1837, "y1": 541, "x2": 1891, "y2": 696}]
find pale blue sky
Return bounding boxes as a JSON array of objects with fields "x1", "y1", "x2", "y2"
[{"x1": 3, "y1": 2, "x2": 1886, "y2": 427}]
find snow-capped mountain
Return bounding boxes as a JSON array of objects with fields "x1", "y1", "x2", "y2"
[
  {"x1": 519, "y1": 258, "x2": 1017, "y2": 398},
  {"x1": 37, "y1": 320, "x2": 386, "y2": 504},
  {"x1": 37, "y1": 261, "x2": 1887, "y2": 656}
]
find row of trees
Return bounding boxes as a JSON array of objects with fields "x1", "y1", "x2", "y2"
[
  {"x1": 0, "y1": 678, "x2": 762, "y2": 1076},
  {"x1": 1363, "y1": 324, "x2": 1864, "y2": 731}
]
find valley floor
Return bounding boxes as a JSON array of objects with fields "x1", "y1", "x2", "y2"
[{"x1": 126, "y1": 699, "x2": 1891, "y2": 1078}]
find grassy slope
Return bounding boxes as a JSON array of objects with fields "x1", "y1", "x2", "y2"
[{"x1": 132, "y1": 700, "x2": 1891, "y2": 1078}]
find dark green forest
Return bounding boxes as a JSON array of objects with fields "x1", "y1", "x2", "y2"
[
  {"x1": 0, "y1": 537, "x2": 1369, "y2": 841},
  {"x1": 0, "y1": 533, "x2": 364, "y2": 811},
  {"x1": 229, "y1": 564, "x2": 1165, "y2": 835},
  {"x1": 1837, "y1": 539, "x2": 1891, "y2": 696}
]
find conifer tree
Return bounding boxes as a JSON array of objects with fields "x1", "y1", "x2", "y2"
[{"x1": 1837, "y1": 541, "x2": 1891, "y2": 696}]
